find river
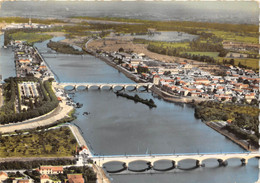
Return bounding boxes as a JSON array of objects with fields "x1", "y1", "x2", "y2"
[
  {"x1": 32, "y1": 39, "x2": 259, "y2": 183},
  {"x1": 0, "y1": 35, "x2": 15, "y2": 81}
]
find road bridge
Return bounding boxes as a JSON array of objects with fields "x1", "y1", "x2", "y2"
[
  {"x1": 92, "y1": 152, "x2": 259, "y2": 172},
  {"x1": 57, "y1": 82, "x2": 153, "y2": 91}
]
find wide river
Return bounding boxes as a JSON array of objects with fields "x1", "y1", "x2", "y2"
[{"x1": 0, "y1": 36, "x2": 258, "y2": 182}]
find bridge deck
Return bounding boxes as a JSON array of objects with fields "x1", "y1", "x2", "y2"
[{"x1": 92, "y1": 152, "x2": 260, "y2": 166}]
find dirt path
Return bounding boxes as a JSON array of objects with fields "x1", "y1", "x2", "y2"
[{"x1": 0, "y1": 86, "x2": 3, "y2": 108}]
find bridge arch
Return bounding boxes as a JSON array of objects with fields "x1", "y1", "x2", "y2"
[
  {"x1": 101, "y1": 161, "x2": 127, "y2": 173},
  {"x1": 64, "y1": 85, "x2": 76, "y2": 91},
  {"x1": 125, "y1": 85, "x2": 137, "y2": 92},
  {"x1": 127, "y1": 160, "x2": 152, "y2": 172},
  {"x1": 136, "y1": 85, "x2": 148, "y2": 91},
  {"x1": 112, "y1": 85, "x2": 125, "y2": 91},
  {"x1": 152, "y1": 159, "x2": 176, "y2": 171},
  {"x1": 100, "y1": 85, "x2": 113, "y2": 90},
  {"x1": 76, "y1": 85, "x2": 88, "y2": 91},
  {"x1": 88, "y1": 85, "x2": 101, "y2": 90},
  {"x1": 177, "y1": 158, "x2": 202, "y2": 169}
]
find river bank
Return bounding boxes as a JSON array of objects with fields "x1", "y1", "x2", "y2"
[{"x1": 206, "y1": 122, "x2": 258, "y2": 152}]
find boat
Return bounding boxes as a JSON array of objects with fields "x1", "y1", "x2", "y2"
[{"x1": 76, "y1": 102, "x2": 83, "y2": 108}]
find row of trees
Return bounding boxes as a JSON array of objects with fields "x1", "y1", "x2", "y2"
[
  {"x1": 0, "y1": 77, "x2": 59, "y2": 124},
  {"x1": 0, "y1": 159, "x2": 76, "y2": 170},
  {"x1": 0, "y1": 77, "x2": 16, "y2": 116}
]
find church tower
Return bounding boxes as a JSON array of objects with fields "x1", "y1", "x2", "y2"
[{"x1": 29, "y1": 17, "x2": 32, "y2": 25}]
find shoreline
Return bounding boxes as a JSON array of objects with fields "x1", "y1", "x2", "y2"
[{"x1": 206, "y1": 122, "x2": 258, "y2": 152}]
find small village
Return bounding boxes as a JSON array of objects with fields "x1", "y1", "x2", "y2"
[
  {"x1": 2, "y1": 18, "x2": 52, "y2": 31},
  {"x1": 98, "y1": 50, "x2": 259, "y2": 104}
]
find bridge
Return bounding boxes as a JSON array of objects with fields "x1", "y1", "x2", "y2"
[
  {"x1": 57, "y1": 82, "x2": 154, "y2": 91},
  {"x1": 91, "y1": 152, "x2": 260, "y2": 173}
]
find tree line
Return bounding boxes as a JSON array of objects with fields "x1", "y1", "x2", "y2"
[{"x1": 0, "y1": 159, "x2": 76, "y2": 170}]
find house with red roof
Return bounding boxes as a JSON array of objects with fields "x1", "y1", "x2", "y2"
[
  {"x1": 40, "y1": 174, "x2": 61, "y2": 183},
  {"x1": 38, "y1": 166, "x2": 63, "y2": 175},
  {"x1": 0, "y1": 171, "x2": 8, "y2": 182},
  {"x1": 67, "y1": 174, "x2": 85, "y2": 183},
  {"x1": 13, "y1": 179, "x2": 33, "y2": 183}
]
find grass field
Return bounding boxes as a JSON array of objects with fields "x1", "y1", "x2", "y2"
[
  {"x1": 203, "y1": 30, "x2": 258, "y2": 44},
  {"x1": 11, "y1": 32, "x2": 53, "y2": 44},
  {"x1": 0, "y1": 127, "x2": 77, "y2": 157}
]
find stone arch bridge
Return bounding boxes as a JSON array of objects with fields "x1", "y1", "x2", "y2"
[
  {"x1": 92, "y1": 152, "x2": 259, "y2": 172},
  {"x1": 57, "y1": 82, "x2": 154, "y2": 91}
]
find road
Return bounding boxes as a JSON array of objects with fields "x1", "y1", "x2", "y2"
[
  {"x1": 0, "y1": 85, "x2": 3, "y2": 108},
  {"x1": 0, "y1": 96, "x2": 74, "y2": 133}
]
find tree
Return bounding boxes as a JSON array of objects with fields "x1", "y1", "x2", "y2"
[
  {"x1": 229, "y1": 59, "x2": 235, "y2": 65},
  {"x1": 231, "y1": 97, "x2": 237, "y2": 103},
  {"x1": 29, "y1": 99, "x2": 34, "y2": 110},
  {"x1": 118, "y1": 47, "x2": 124, "y2": 52},
  {"x1": 250, "y1": 99, "x2": 258, "y2": 106}
]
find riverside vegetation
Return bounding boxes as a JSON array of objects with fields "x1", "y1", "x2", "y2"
[
  {"x1": 194, "y1": 101, "x2": 259, "y2": 147},
  {"x1": 0, "y1": 158, "x2": 76, "y2": 170}
]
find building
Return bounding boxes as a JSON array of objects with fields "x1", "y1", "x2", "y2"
[
  {"x1": 0, "y1": 171, "x2": 8, "y2": 182},
  {"x1": 78, "y1": 145, "x2": 89, "y2": 156},
  {"x1": 38, "y1": 166, "x2": 63, "y2": 175},
  {"x1": 152, "y1": 75, "x2": 160, "y2": 85},
  {"x1": 67, "y1": 174, "x2": 85, "y2": 183},
  {"x1": 40, "y1": 174, "x2": 61, "y2": 183},
  {"x1": 40, "y1": 174, "x2": 50, "y2": 183},
  {"x1": 12, "y1": 179, "x2": 33, "y2": 183}
]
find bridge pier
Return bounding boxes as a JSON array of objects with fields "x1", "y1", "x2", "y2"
[
  {"x1": 175, "y1": 161, "x2": 179, "y2": 168},
  {"x1": 218, "y1": 159, "x2": 228, "y2": 167},
  {"x1": 196, "y1": 160, "x2": 202, "y2": 167},
  {"x1": 241, "y1": 158, "x2": 248, "y2": 166}
]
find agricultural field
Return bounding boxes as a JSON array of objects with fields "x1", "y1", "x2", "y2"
[
  {"x1": 0, "y1": 127, "x2": 77, "y2": 157},
  {"x1": 203, "y1": 30, "x2": 258, "y2": 44},
  {"x1": 10, "y1": 32, "x2": 53, "y2": 44}
]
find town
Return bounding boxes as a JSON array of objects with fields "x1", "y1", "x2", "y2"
[
  {"x1": 0, "y1": 2, "x2": 259, "y2": 183},
  {"x1": 94, "y1": 49, "x2": 259, "y2": 104}
]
